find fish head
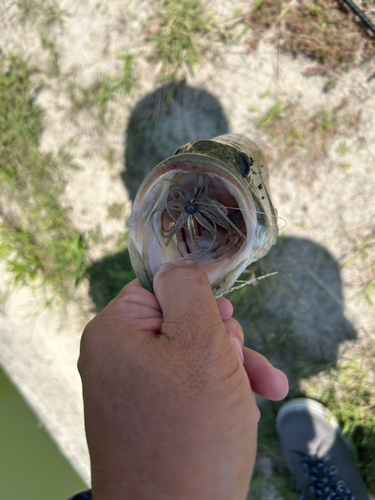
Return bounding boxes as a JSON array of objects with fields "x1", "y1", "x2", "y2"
[{"x1": 126, "y1": 134, "x2": 278, "y2": 297}]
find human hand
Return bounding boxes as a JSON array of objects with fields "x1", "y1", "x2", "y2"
[{"x1": 78, "y1": 265, "x2": 288, "y2": 500}]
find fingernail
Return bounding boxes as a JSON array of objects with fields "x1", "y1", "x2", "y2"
[
  {"x1": 231, "y1": 337, "x2": 244, "y2": 364},
  {"x1": 157, "y1": 262, "x2": 180, "y2": 273},
  {"x1": 153, "y1": 263, "x2": 180, "y2": 288},
  {"x1": 256, "y1": 406, "x2": 261, "y2": 422}
]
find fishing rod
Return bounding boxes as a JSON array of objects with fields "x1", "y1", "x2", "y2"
[{"x1": 340, "y1": 0, "x2": 375, "y2": 36}]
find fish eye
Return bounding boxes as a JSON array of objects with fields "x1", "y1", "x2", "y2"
[
  {"x1": 238, "y1": 153, "x2": 250, "y2": 176},
  {"x1": 194, "y1": 140, "x2": 210, "y2": 150}
]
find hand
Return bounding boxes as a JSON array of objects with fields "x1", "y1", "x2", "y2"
[{"x1": 78, "y1": 265, "x2": 288, "y2": 500}]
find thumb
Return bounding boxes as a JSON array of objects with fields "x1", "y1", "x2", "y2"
[{"x1": 153, "y1": 263, "x2": 226, "y2": 346}]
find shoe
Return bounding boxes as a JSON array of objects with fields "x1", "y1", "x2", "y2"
[{"x1": 276, "y1": 398, "x2": 370, "y2": 500}]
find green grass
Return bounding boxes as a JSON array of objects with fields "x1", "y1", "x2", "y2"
[
  {"x1": 254, "y1": 98, "x2": 362, "y2": 181},
  {"x1": 68, "y1": 54, "x2": 136, "y2": 121},
  {"x1": 17, "y1": 0, "x2": 66, "y2": 29},
  {"x1": 0, "y1": 53, "x2": 88, "y2": 299},
  {"x1": 17, "y1": 0, "x2": 67, "y2": 78},
  {"x1": 39, "y1": 32, "x2": 60, "y2": 77},
  {"x1": 257, "y1": 101, "x2": 284, "y2": 128},
  {"x1": 364, "y1": 280, "x2": 375, "y2": 306},
  {"x1": 319, "y1": 359, "x2": 375, "y2": 493},
  {"x1": 147, "y1": 0, "x2": 211, "y2": 78}
]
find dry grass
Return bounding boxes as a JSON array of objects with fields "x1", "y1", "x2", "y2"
[
  {"x1": 244, "y1": 0, "x2": 375, "y2": 74},
  {"x1": 300, "y1": 352, "x2": 375, "y2": 494},
  {"x1": 256, "y1": 98, "x2": 362, "y2": 182}
]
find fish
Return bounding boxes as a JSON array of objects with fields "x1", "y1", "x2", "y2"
[{"x1": 126, "y1": 134, "x2": 278, "y2": 297}]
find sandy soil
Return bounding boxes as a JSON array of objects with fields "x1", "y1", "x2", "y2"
[{"x1": 0, "y1": 0, "x2": 374, "y2": 494}]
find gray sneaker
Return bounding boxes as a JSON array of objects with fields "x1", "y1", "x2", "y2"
[{"x1": 276, "y1": 398, "x2": 370, "y2": 500}]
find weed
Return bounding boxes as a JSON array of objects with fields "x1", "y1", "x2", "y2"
[
  {"x1": 86, "y1": 225, "x2": 105, "y2": 246},
  {"x1": 40, "y1": 2, "x2": 66, "y2": 31},
  {"x1": 257, "y1": 101, "x2": 285, "y2": 127},
  {"x1": 318, "y1": 358, "x2": 375, "y2": 493},
  {"x1": 146, "y1": 0, "x2": 211, "y2": 78},
  {"x1": 260, "y1": 89, "x2": 271, "y2": 98},
  {"x1": 39, "y1": 32, "x2": 60, "y2": 77},
  {"x1": 68, "y1": 54, "x2": 136, "y2": 121},
  {"x1": 17, "y1": 0, "x2": 43, "y2": 24},
  {"x1": 17, "y1": 0, "x2": 66, "y2": 29},
  {"x1": 336, "y1": 141, "x2": 351, "y2": 153},
  {"x1": 363, "y1": 280, "x2": 375, "y2": 306},
  {"x1": 17, "y1": 0, "x2": 68, "y2": 78},
  {"x1": 340, "y1": 232, "x2": 375, "y2": 306},
  {"x1": 107, "y1": 203, "x2": 126, "y2": 220},
  {"x1": 244, "y1": 0, "x2": 375, "y2": 74},
  {"x1": 0, "y1": 54, "x2": 88, "y2": 299},
  {"x1": 253, "y1": 0, "x2": 265, "y2": 13},
  {"x1": 105, "y1": 148, "x2": 116, "y2": 166},
  {"x1": 256, "y1": 98, "x2": 362, "y2": 182},
  {"x1": 17, "y1": 0, "x2": 66, "y2": 78}
]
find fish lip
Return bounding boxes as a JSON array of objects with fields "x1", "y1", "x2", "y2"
[{"x1": 134, "y1": 153, "x2": 252, "y2": 207}]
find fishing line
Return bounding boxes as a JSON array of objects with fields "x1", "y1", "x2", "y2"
[
  {"x1": 150, "y1": 199, "x2": 287, "y2": 254},
  {"x1": 195, "y1": 201, "x2": 288, "y2": 230},
  {"x1": 147, "y1": 173, "x2": 286, "y2": 259}
]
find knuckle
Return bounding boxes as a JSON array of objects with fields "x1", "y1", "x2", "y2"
[
  {"x1": 225, "y1": 318, "x2": 245, "y2": 344},
  {"x1": 77, "y1": 322, "x2": 95, "y2": 375}
]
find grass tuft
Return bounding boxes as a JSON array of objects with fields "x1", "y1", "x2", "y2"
[
  {"x1": 146, "y1": 0, "x2": 211, "y2": 78},
  {"x1": 0, "y1": 54, "x2": 88, "y2": 299},
  {"x1": 68, "y1": 54, "x2": 136, "y2": 121},
  {"x1": 319, "y1": 359, "x2": 375, "y2": 493},
  {"x1": 244, "y1": 0, "x2": 375, "y2": 74},
  {"x1": 17, "y1": 0, "x2": 66, "y2": 29},
  {"x1": 256, "y1": 98, "x2": 362, "y2": 182}
]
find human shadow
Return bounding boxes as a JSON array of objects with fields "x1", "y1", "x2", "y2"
[
  {"x1": 122, "y1": 80, "x2": 229, "y2": 203},
  {"x1": 87, "y1": 249, "x2": 136, "y2": 312},
  {"x1": 230, "y1": 235, "x2": 356, "y2": 380}
]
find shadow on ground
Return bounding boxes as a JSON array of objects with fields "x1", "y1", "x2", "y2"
[
  {"x1": 86, "y1": 80, "x2": 366, "y2": 498},
  {"x1": 122, "y1": 80, "x2": 229, "y2": 202},
  {"x1": 232, "y1": 235, "x2": 356, "y2": 378}
]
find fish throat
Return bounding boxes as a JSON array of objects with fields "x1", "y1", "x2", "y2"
[{"x1": 150, "y1": 173, "x2": 247, "y2": 262}]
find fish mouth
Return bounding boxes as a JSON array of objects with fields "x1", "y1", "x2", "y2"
[{"x1": 128, "y1": 154, "x2": 257, "y2": 290}]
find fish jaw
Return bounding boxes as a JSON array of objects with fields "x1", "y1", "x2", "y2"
[{"x1": 127, "y1": 152, "x2": 274, "y2": 297}]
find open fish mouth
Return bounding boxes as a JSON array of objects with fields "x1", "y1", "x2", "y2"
[
  {"x1": 127, "y1": 135, "x2": 278, "y2": 297},
  {"x1": 154, "y1": 171, "x2": 248, "y2": 261}
]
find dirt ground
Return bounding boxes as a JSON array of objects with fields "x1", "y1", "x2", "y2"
[{"x1": 0, "y1": 0, "x2": 374, "y2": 496}]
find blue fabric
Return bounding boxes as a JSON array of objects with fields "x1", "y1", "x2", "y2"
[{"x1": 68, "y1": 490, "x2": 92, "y2": 500}]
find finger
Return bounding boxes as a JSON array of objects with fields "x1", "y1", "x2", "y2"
[
  {"x1": 116, "y1": 279, "x2": 162, "y2": 315},
  {"x1": 153, "y1": 264, "x2": 225, "y2": 344},
  {"x1": 242, "y1": 347, "x2": 289, "y2": 401},
  {"x1": 222, "y1": 318, "x2": 245, "y2": 364},
  {"x1": 118, "y1": 279, "x2": 162, "y2": 311},
  {"x1": 222, "y1": 317, "x2": 244, "y2": 344},
  {"x1": 216, "y1": 297, "x2": 233, "y2": 320}
]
